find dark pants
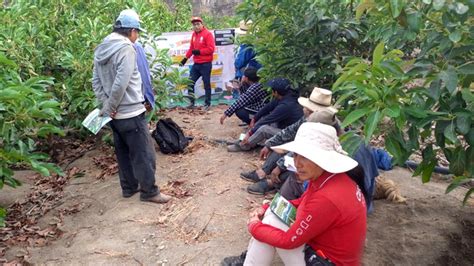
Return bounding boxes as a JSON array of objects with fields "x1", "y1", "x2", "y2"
[
  {"x1": 261, "y1": 151, "x2": 284, "y2": 174},
  {"x1": 279, "y1": 172, "x2": 305, "y2": 200},
  {"x1": 235, "y1": 107, "x2": 257, "y2": 125},
  {"x1": 189, "y1": 62, "x2": 212, "y2": 106},
  {"x1": 109, "y1": 113, "x2": 159, "y2": 200}
]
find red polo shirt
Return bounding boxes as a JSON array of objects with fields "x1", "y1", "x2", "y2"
[
  {"x1": 185, "y1": 27, "x2": 215, "y2": 64},
  {"x1": 249, "y1": 171, "x2": 367, "y2": 266}
]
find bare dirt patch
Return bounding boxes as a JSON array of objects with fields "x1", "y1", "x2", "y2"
[{"x1": 1, "y1": 105, "x2": 473, "y2": 265}]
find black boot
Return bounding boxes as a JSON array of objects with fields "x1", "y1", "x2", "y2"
[{"x1": 221, "y1": 251, "x2": 247, "y2": 266}]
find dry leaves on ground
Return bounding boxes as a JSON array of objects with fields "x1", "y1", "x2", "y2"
[
  {"x1": 0, "y1": 167, "x2": 82, "y2": 258},
  {"x1": 160, "y1": 180, "x2": 193, "y2": 198},
  {"x1": 92, "y1": 146, "x2": 118, "y2": 179}
]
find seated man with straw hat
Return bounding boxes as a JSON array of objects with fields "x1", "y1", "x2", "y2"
[{"x1": 240, "y1": 86, "x2": 338, "y2": 183}]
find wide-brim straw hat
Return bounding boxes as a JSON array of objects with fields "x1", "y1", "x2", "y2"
[
  {"x1": 298, "y1": 87, "x2": 338, "y2": 113},
  {"x1": 272, "y1": 123, "x2": 357, "y2": 173},
  {"x1": 235, "y1": 20, "x2": 252, "y2": 35}
]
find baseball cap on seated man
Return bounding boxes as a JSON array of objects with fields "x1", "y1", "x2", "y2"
[
  {"x1": 115, "y1": 9, "x2": 146, "y2": 32},
  {"x1": 267, "y1": 78, "x2": 292, "y2": 96}
]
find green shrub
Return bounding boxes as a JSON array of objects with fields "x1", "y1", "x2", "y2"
[
  {"x1": 237, "y1": 0, "x2": 372, "y2": 92},
  {"x1": 335, "y1": 0, "x2": 473, "y2": 204},
  {"x1": 0, "y1": 53, "x2": 64, "y2": 225}
]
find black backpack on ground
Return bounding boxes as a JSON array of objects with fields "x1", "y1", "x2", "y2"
[{"x1": 152, "y1": 118, "x2": 189, "y2": 154}]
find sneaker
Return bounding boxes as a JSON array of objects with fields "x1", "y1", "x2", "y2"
[
  {"x1": 221, "y1": 251, "x2": 247, "y2": 266},
  {"x1": 204, "y1": 104, "x2": 211, "y2": 111},
  {"x1": 140, "y1": 193, "x2": 172, "y2": 204},
  {"x1": 240, "y1": 170, "x2": 261, "y2": 183},
  {"x1": 227, "y1": 144, "x2": 243, "y2": 152},
  {"x1": 247, "y1": 180, "x2": 276, "y2": 195}
]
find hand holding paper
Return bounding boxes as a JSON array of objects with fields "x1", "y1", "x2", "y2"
[{"x1": 82, "y1": 108, "x2": 112, "y2": 135}]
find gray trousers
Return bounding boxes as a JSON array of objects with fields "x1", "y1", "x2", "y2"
[
  {"x1": 241, "y1": 125, "x2": 282, "y2": 150},
  {"x1": 109, "y1": 113, "x2": 159, "y2": 200}
]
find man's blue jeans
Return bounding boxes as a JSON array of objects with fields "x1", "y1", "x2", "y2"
[
  {"x1": 189, "y1": 62, "x2": 212, "y2": 106},
  {"x1": 109, "y1": 112, "x2": 159, "y2": 200}
]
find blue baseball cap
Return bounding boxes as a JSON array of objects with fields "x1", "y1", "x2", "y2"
[
  {"x1": 267, "y1": 78, "x2": 292, "y2": 95},
  {"x1": 115, "y1": 9, "x2": 146, "y2": 32}
]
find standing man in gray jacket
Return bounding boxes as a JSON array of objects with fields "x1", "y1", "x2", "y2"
[{"x1": 92, "y1": 10, "x2": 171, "y2": 204}]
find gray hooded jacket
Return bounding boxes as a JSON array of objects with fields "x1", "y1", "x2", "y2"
[{"x1": 92, "y1": 33, "x2": 145, "y2": 117}]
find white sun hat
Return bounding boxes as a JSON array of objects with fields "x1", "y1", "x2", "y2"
[
  {"x1": 298, "y1": 87, "x2": 338, "y2": 113},
  {"x1": 271, "y1": 122, "x2": 357, "y2": 173}
]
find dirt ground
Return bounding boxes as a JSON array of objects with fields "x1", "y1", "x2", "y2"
[{"x1": 1, "y1": 105, "x2": 473, "y2": 265}]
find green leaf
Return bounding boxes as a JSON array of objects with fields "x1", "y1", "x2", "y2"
[
  {"x1": 445, "y1": 176, "x2": 471, "y2": 194},
  {"x1": 407, "y1": 125, "x2": 420, "y2": 150},
  {"x1": 439, "y1": 66, "x2": 458, "y2": 94},
  {"x1": 422, "y1": 0, "x2": 431, "y2": 4},
  {"x1": 37, "y1": 124, "x2": 65, "y2": 138},
  {"x1": 390, "y1": 0, "x2": 406, "y2": 18},
  {"x1": 30, "y1": 161, "x2": 51, "y2": 176},
  {"x1": 364, "y1": 109, "x2": 381, "y2": 143},
  {"x1": 339, "y1": 132, "x2": 363, "y2": 157},
  {"x1": 384, "y1": 105, "x2": 401, "y2": 118},
  {"x1": 444, "y1": 123, "x2": 459, "y2": 144},
  {"x1": 467, "y1": 143, "x2": 474, "y2": 172},
  {"x1": 435, "y1": 121, "x2": 450, "y2": 148},
  {"x1": 421, "y1": 160, "x2": 436, "y2": 183},
  {"x1": 449, "y1": 147, "x2": 466, "y2": 176},
  {"x1": 449, "y1": 31, "x2": 462, "y2": 43},
  {"x1": 404, "y1": 107, "x2": 428, "y2": 118},
  {"x1": 385, "y1": 135, "x2": 406, "y2": 165},
  {"x1": 0, "y1": 207, "x2": 5, "y2": 227},
  {"x1": 373, "y1": 42, "x2": 385, "y2": 66},
  {"x1": 433, "y1": 0, "x2": 445, "y2": 10},
  {"x1": 363, "y1": 87, "x2": 381, "y2": 101},
  {"x1": 341, "y1": 108, "x2": 372, "y2": 128},
  {"x1": 305, "y1": 70, "x2": 316, "y2": 81},
  {"x1": 422, "y1": 144, "x2": 435, "y2": 161},
  {"x1": 380, "y1": 61, "x2": 404, "y2": 76},
  {"x1": 406, "y1": 11, "x2": 420, "y2": 32},
  {"x1": 333, "y1": 62, "x2": 368, "y2": 89},
  {"x1": 428, "y1": 78, "x2": 441, "y2": 100},
  {"x1": 454, "y1": 3, "x2": 469, "y2": 14},
  {"x1": 455, "y1": 112, "x2": 471, "y2": 135},
  {"x1": 356, "y1": 1, "x2": 376, "y2": 20},
  {"x1": 463, "y1": 188, "x2": 474, "y2": 206},
  {"x1": 4, "y1": 175, "x2": 21, "y2": 188},
  {"x1": 18, "y1": 140, "x2": 28, "y2": 155},
  {"x1": 0, "y1": 53, "x2": 17, "y2": 68},
  {"x1": 461, "y1": 88, "x2": 474, "y2": 105},
  {"x1": 39, "y1": 100, "x2": 60, "y2": 109},
  {"x1": 458, "y1": 62, "x2": 474, "y2": 75}
]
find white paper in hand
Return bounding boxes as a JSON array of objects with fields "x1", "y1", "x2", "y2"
[
  {"x1": 284, "y1": 155, "x2": 297, "y2": 172},
  {"x1": 82, "y1": 108, "x2": 112, "y2": 135}
]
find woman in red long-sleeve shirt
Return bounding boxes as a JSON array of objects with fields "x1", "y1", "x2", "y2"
[{"x1": 223, "y1": 122, "x2": 367, "y2": 266}]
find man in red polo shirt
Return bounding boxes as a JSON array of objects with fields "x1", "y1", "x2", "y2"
[{"x1": 180, "y1": 17, "x2": 215, "y2": 110}]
